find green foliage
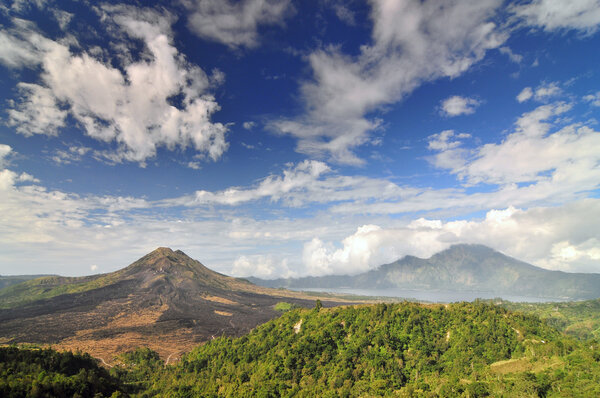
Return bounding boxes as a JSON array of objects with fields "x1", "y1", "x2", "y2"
[
  {"x1": 274, "y1": 302, "x2": 296, "y2": 312},
  {"x1": 5, "y1": 302, "x2": 600, "y2": 397},
  {"x1": 500, "y1": 298, "x2": 600, "y2": 340},
  {"x1": 0, "y1": 346, "x2": 125, "y2": 397},
  {"x1": 142, "y1": 302, "x2": 567, "y2": 397}
]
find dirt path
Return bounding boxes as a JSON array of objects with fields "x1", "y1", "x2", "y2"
[
  {"x1": 97, "y1": 357, "x2": 113, "y2": 368},
  {"x1": 165, "y1": 352, "x2": 178, "y2": 365}
]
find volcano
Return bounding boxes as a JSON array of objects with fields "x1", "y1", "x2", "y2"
[{"x1": 0, "y1": 248, "x2": 348, "y2": 364}]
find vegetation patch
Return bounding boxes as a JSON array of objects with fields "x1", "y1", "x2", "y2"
[{"x1": 274, "y1": 301, "x2": 295, "y2": 312}]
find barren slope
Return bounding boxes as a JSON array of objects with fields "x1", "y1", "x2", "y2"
[{"x1": 0, "y1": 248, "x2": 351, "y2": 363}]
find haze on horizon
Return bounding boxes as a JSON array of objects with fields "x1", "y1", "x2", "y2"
[{"x1": 0, "y1": 0, "x2": 599, "y2": 279}]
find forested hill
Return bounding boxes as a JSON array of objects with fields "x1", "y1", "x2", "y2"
[
  {"x1": 250, "y1": 244, "x2": 600, "y2": 300},
  {"x1": 143, "y1": 301, "x2": 600, "y2": 397}
]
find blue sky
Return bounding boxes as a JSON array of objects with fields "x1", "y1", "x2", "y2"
[{"x1": 1, "y1": 0, "x2": 599, "y2": 277}]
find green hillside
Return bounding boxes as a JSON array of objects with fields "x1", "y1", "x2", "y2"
[
  {"x1": 142, "y1": 301, "x2": 600, "y2": 397},
  {"x1": 0, "y1": 275, "x2": 53, "y2": 291},
  {"x1": 0, "y1": 274, "x2": 121, "y2": 309},
  {"x1": 500, "y1": 298, "x2": 600, "y2": 341}
]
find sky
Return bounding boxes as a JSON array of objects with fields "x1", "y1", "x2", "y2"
[{"x1": 0, "y1": 0, "x2": 599, "y2": 278}]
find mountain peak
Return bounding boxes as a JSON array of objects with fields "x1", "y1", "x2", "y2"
[
  {"x1": 151, "y1": 247, "x2": 175, "y2": 255},
  {"x1": 434, "y1": 243, "x2": 497, "y2": 258}
]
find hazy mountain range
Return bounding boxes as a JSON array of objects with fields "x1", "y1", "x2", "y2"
[{"x1": 249, "y1": 244, "x2": 600, "y2": 300}]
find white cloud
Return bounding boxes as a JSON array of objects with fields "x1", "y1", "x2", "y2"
[
  {"x1": 90, "y1": 264, "x2": 98, "y2": 272},
  {"x1": 440, "y1": 96, "x2": 481, "y2": 117},
  {"x1": 1, "y1": 7, "x2": 229, "y2": 165},
  {"x1": 533, "y1": 81, "x2": 561, "y2": 100},
  {"x1": 517, "y1": 87, "x2": 533, "y2": 102},
  {"x1": 271, "y1": 0, "x2": 505, "y2": 164},
  {"x1": 232, "y1": 255, "x2": 294, "y2": 278},
  {"x1": 0, "y1": 144, "x2": 13, "y2": 167},
  {"x1": 512, "y1": 0, "x2": 600, "y2": 34},
  {"x1": 172, "y1": 160, "x2": 333, "y2": 206},
  {"x1": 0, "y1": 20, "x2": 48, "y2": 68},
  {"x1": 302, "y1": 199, "x2": 600, "y2": 275},
  {"x1": 426, "y1": 130, "x2": 471, "y2": 171},
  {"x1": 52, "y1": 9, "x2": 72, "y2": 30},
  {"x1": 7, "y1": 83, "x2": 67, "y2": 136},
  {"x1": 187, "y1": 161, "x2": 202, "y2": 170},
  {"x1": 185, "y1": 0, "x2": 293, "y2": 48},
  {"x1": 427, "y1": 130, "x2": 471, "y2": 151},
  {"x1": 1, "y1": 147, "x2": 599, "y2": 276},
  {"x1": 328, "y1": 1, "x2": 356, "y2": 26},
  {"x1": 453, "y1": 102, "x2": 597, "y2": 186},
  {"x1": 243, "y1": 121, "x2": 256, "y2": 130},
  {"x1": 516, "y1": 82, "x2": 561, "y2": 103},
  {"x1": 584, "y1": 91, "x2": 600, "y2": 106},
  {"x1": 499, "y1": 46, "x2": 523, "y2": 63},
  {"x1": 52, "y1": 145, "x2": 91, "y2": 165}
]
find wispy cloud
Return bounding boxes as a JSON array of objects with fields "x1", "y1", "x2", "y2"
[
  {"x1": 511, "y1": 0, "x2": 600, "y2": 35},
  {"x1": 184, "y1": 0, "x2": 294, "y2": 49},
  {"x1": 271, "y1": 0, "x2": 505, "y2": 164}
]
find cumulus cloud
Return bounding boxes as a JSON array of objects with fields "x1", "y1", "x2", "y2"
[
  {"x1": 7, "y1": 83, "x2": 67, "y2": 136},
  {"x1": 271, "y1": 0, "x2": 506, "y2": 164},
  {"x1": 412, "y1": 104, "x2": 600, "y2": 218},
  {"x1": 232, "y1": 255, "x2": 294, "y2": 278},
  {"x1": 440, "y1": 96, "x2": 481, "y2": 117},
  {"x1": 1, "y1": 7, "x2": 229, "y2": 165},
  {"x1": 184, "y1": 0, "x2": 293, "y2": 48},
  {"x1": 302, "y1": 199, "x2": 600, "y2": 275},
  {"x1": 516, "y1": 82, "x2": 561, "y2": 103},
  {"x1": 453, "y1": 102, "x2": 597, "y2": 186},
  {"x1": 426, "y1": 130, "x2": 471, "y2": 171},
  {"x1": 512, "y1": 0, "x2": 600, "y2": 34},
  {"x1": 516, "y1": 87, "x2": 533, "y2": 102},
  {"x1": 0, "y1": 144, "x2": 13, "y2": 167}
]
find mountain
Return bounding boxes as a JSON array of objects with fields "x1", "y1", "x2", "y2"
[
  {"x1": 250, "y1": 244, "x2": 600, "y2": 300},
  {"x1": 0, "y1": 248, "x2": 350, "y2": 363}
]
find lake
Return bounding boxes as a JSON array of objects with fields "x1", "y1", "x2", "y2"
[{"x1": 290, "y1": 287, "x2": 569, "y2": 303}]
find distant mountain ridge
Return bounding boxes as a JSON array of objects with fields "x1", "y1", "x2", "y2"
[
  {"x1": 249, "y1": 244, "x2": 600, "y2": 300},
  {"x1": 0, "y1": 248, "x2": 349, "y2": 363},
  {"x1": 0, "y1": 274, "x2": 54, "y2": 290}
]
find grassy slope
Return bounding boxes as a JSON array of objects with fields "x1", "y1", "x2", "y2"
[{"x1": 0, "y1": 273, "x2": 124, "y2": 309}]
